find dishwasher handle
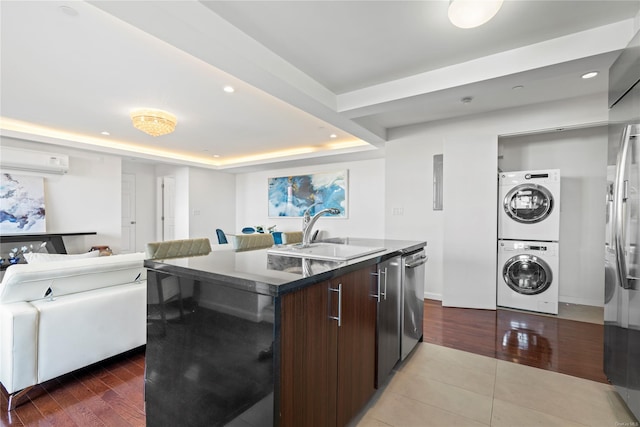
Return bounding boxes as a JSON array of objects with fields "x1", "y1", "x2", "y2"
[{"x1": 405, "y1": 255, "x2": 428, "y2": 269}]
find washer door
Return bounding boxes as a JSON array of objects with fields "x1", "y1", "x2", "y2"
[
  {"x1": 503, "y1": 184, "x2": 554, "y2": 224},
  {"x1": 503, "y1": 254, "x2": 553, "y2": 295}
]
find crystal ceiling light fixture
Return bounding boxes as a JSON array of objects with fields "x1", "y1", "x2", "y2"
[
  {"x1": 448, "y1": 0, "x2": 504, "y2": 29},
  {"x1": 130, "y1": 108, "x2": 177, "y2": 137}
]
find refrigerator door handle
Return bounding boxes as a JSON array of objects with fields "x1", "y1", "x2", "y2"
[
  {"x1": 382, "y1": 267, "x2": 387, "y2": 300},
  {"x1": 614, "y1": 125, "x2": 634, "y2": 289}
]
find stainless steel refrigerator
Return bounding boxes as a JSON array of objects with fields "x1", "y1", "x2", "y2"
[{"x1": 604, "y1": 29, "x2": 640, "y2": 419}]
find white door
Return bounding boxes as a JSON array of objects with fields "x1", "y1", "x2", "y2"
[
  {"x1": 162, "y1": 176, "x2": 176, "y2": 241},
  {"x1": 121, "y1": 173, "x2": 136, "y2": 253}
]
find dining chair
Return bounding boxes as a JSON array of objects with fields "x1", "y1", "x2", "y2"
[
  {"x1": 216, "y1": 228, "x2": 228, "y2": 244},
  {"x1": 145, "y1": 238, "x2": 212, "y2": 334},
  {"x1": 230, "y1": 233, "x2": 275, "y2": 251}
]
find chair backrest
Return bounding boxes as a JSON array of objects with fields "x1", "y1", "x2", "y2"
[
  {"x1": 216, "y1": 229, "x2": 228, "y2": 244},
  {"x1": 230, "y1": 234, "x2": 274, "y2": 251},
  {"x1": 272, "y1": 231, "x2": 283, "y2": 245},
  {"x1": 145, "y1": 238, "x2": 212, "y2": 260},
  {"x1": 282, "y1": 231, "x2": 303, "y2": 245}
]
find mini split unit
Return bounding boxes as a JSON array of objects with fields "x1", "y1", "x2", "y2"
[{"x1": 0, "y1": 147, "x2": 69, "y2": 175}]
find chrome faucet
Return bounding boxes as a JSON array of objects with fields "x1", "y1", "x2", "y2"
[{"x1": 301, "y1": 206, "x2": 340, "y2": 247}]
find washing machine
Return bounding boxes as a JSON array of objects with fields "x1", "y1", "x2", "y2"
[
  {"x1": 497, "y1": 240, "x2": 559, "y2": 314},
  {"x1": 498, "y1": 169, "x2": 560, "y2": 241}
]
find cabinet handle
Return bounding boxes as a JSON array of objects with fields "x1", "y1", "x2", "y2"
[
  {"x1": 370, "y1": 270, "x2": 381, "y2": 301},
  {"x1": 329, "y1": 283, "x2": 342, "y2": 327}
]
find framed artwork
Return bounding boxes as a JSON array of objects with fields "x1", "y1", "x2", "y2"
[
  {"x1": 0, "y1": 173, "x2": 46, "y2": 233},
  {"x1": 268, "y1": 170, "x2": 347, "y2": 218}
]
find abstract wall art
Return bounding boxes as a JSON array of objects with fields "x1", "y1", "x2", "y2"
[
  {"x1": 0, "y1": 173, "x2": 46, "y2": 233},
  {"x1": 268, "y1": 170, "x2": 347, "y2": 218}
]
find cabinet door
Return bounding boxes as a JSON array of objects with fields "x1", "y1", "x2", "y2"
[
  {"x1": 336, "y1": 266, "x2": 377, "y2": 427},
  {"x1": 280, "y1": 280, "x2": 338, "y2": 427}
]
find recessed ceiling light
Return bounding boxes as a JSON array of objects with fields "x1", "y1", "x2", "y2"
[
  {"x1": 461, "y1": 96, "x2": 473, "y2": 104},
  {"x1": 213, "y1": 154, "x2": 221, "y2": 158},
  {"x1": 101, "y1": 131, "x2": 110, "y2": 136},
  {"x1": 329, "y1": 134, "x2": 337, "y2": 138},
  {"x1": 512, "y1": 85, "x2": 524, "y2": 90},
  {"x1": 581, "y1": 71, "x2": 599, "y2": 79},
  {"x1": 59, "y1": 6, "x2": 78, "y2": 17},
  {"x1": 223, "y1": 86, "x2": 235, "y2": 93}
]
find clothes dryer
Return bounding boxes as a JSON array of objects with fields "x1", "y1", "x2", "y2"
[
  {"x1": 498, "y1": 169, "x2": 560, "y2": 241},
  {"x1": 497, "y1": 240, "x2": 559, "y2": 315}
]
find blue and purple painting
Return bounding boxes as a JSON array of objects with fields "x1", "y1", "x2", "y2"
[
  {"x1": 0, "y1": 173, "x2": 46, "y2": 233},
  {"x1": 268, "y1": 170, "x2": 347, "y2": 217}
]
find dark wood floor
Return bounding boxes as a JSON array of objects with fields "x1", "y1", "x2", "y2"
[
  {"x1": 0, "y1": 299, "x2": 607, "y2": 425},
  {"x1": 423, "y1": 299, "x2": 608, "y2": 383},
  {"x1": 0, "y1": 348, "x2": 146, "y2": 427}
]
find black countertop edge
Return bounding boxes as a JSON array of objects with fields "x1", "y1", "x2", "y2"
[
  {"x1": 144, "y1": 239, "x2": 426, "y2": 298},
  {"x1": 144, "y1": 261, "x2": 279, "y2": 296}
]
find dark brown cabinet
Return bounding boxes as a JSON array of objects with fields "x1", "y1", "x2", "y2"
[{"x1": 279, "y1": 266, "x2": 377, "y2": 427}]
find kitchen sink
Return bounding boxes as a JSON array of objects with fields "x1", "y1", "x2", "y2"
[{"x1": 267, "y1": 242, "x2": 386, "y2": 261}]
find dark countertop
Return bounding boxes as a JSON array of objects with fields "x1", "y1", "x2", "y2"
[{"x1": 144, "y1": 238, "x2": 426, "y2": 297}]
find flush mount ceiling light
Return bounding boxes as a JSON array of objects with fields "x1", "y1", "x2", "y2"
[
  {"x1": 130, "y1": 108, "x2": 177, "y2": 137},
  {"x1": 448, "y1": 0, "x2": 504, "y2": 29}
]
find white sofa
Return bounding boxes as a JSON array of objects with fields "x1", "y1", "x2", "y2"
[{"x1": 0, "y1": 252, "x2": 146, "y2": 409}]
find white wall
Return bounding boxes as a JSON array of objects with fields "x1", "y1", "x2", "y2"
[
  {"x1": 0, "y1": 139, "x2": 236, "y2": 258},
  {"x1": 386, "y1": 93, "x2": 609, "y2": 303},
  {"x1": 235, "y1": 158, "x2": 385, "y2": 239},
  {"x1": 442, "y1": 135, "x2": 498, "y2": 309},
  {"x1": 188, "y1": 167, "x2": 236, "y2": 245},
  {"x1": 499, "y1": 126, "x2": 608, "y2": 306},
  {"x1": 1, "y1": 137, "x2": 122, "y2": 254}
]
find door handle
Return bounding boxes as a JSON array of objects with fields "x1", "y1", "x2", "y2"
[{"x1": 614, "y1": 125, "x2": 634, "y2": 289}]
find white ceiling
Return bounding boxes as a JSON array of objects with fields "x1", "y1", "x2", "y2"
[{"x1": 1, "y1": 1, "x2": 638, "y2": 173}]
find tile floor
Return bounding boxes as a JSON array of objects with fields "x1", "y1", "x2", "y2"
[{"x1": 354, "y1": 343, "x2": 638, "y2": 427}]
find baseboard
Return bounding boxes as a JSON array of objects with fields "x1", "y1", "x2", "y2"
[
  {"x1": 558, "y1": 295, "x2": 603, "y2": 308},
  {"x1": 424, "y1": 292, "x2": 442, "y2": 301}
]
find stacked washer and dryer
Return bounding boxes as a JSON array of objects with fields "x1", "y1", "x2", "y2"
[{"x1": 497, "y1": 170, "x2": 560, "y2": 315}]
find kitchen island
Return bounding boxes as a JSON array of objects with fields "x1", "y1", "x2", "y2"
[{"x1": 144, "y1": 238, "x2": 425, "y2": 427}]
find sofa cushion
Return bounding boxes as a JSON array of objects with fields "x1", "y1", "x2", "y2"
[
  {"x1": 0, "y1": 253, "x2": 145, "y2": 304},
  {"x1": 23, "y1": 251, "x2": 100, "y2": 264}
]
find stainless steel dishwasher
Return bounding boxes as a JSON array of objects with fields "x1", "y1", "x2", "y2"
[{"x1": 401, "y1": 249, "x2": 427, "y2": 360}]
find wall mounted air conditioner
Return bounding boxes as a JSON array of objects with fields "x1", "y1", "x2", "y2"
[{"x1": 0, "y1": 147, "x2": 69, "y2": 175}]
